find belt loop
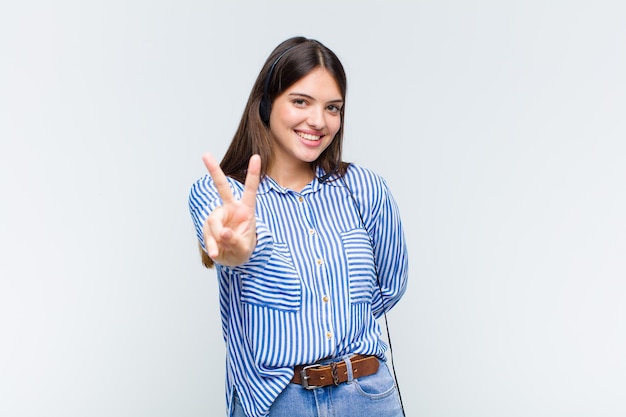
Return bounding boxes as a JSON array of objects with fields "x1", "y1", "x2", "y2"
[{"x1": 344, "y1": 355, "x2": 354, "y2": 384}]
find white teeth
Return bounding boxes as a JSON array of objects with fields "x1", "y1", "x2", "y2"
[{"x1": 297, "y1": 132, "x2": 322, "y2": 141}]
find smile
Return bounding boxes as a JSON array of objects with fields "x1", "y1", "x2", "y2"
[{"x1": 296, "y1": 131, "x2": 323, "y2": 141}]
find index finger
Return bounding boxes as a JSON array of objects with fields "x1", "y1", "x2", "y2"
[
  {"x1": 240, "y1": 154, "x2": 261, "y2": 209},
  {"x1": 202, "y1": 152, "x2": 235, "y2": 204}
]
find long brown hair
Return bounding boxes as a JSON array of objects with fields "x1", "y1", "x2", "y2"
[{"x1": 200, "y1": 36, "x2": 349, "y2": 268}]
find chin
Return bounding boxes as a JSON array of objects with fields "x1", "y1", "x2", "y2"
[{"x1": 297, "y1": 151, "x2": 324, "y2": 163}]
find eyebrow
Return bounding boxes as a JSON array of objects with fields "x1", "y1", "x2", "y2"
[{"x1": 288, "y1": 92, "x2": 344, "y2": 104}]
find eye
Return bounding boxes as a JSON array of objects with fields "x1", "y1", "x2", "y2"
[
  {"x1": 292, "y1": 99, "x2": 307, "y2": 107},
  {"x1": 327, "y1": 104, "x2": 342, "y2": 114}
]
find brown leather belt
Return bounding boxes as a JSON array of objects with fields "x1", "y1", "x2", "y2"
[{"x1": 291, "y1": 354, "x2": 379, "y2": 389}]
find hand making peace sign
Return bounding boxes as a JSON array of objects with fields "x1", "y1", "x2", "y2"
[{"x1": 201, "y1": 153, "x2": 261, "y2": 267}]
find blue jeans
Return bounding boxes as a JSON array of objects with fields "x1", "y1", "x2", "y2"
[{"x1": 231, "y1": 357, "x2": 404, "y2": 417}]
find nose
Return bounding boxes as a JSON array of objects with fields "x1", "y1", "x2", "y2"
[{"x1": 307, "y1": 106, "x2": 325, "y2": 129}]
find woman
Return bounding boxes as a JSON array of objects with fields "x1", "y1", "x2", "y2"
[{"x1": 189, "y1": 36, "x2": 408, "y2": 417}]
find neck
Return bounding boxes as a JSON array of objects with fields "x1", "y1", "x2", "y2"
[{"x1": 268, "y1": 165, "x2": 315, "y2": 192}]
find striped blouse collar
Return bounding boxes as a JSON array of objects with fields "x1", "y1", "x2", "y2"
[{"x1": 257, "y1": 166, "x2": 341, "y2": 195}]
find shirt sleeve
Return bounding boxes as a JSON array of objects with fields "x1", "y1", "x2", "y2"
[{"x1": 368, "y1": 178, "x2": 409, "y2": 318}]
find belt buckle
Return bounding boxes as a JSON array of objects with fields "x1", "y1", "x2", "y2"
[{"x1": 300, "y1": 364, "x2": 322, "y2": 390}]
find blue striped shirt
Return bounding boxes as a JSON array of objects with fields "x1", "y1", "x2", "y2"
[{"x1": 188, "y1": 164, "x2": 408, "y2": 417}]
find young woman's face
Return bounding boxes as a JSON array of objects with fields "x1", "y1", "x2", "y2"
[{"x1": 268, "y1": 67, "x2": 343, "y2": 173}]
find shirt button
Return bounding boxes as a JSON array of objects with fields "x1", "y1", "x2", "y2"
[
  {"x1": 309, "y1": 228, "x2": 315, "y2": 236},
  {"x1": 316, "y1": 259, "x2": 324, "y2": 266},
  {"x1": 326, "y1": 331, "x2": 333, "y2": 340},
  {"x1": 298, "y1": 196, "x2": 304, "y2": 203},
  {"x1": 323, "y1": 295, "x2": 329, "y2": 303}
]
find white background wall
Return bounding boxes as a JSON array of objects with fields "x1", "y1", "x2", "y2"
[{"x1": 1, "y1": 1, "x2": 625, "y2": 416}]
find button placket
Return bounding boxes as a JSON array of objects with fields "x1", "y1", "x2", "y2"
[{"x1": 296, "y1": 192, "x2": 335, "y2": 349}]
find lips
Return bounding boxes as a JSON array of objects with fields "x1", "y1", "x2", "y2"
[{"x1": 296, "y1": 131, "x2": 323, "y2": 141}]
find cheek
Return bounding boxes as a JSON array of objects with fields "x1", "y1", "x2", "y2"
[
  {"x1": 329, "y1": 119, "x2": 342, "y2": 137},
  {"x1": 270, "y1": 105, "x2": 298, "y2": 128}
]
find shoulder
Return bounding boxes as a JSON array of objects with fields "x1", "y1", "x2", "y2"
[
  {"x1": 189, "y1": 174, "x2": 244, "y2": 206},
  {"x1": 345, "y1": 163, "x2": 382, "y2": 178},
  {"x1": 343, "y1": 163, "x2": 391, "y2": 194},
  {"x1": 191, "y1": 174, "x2": 244, "y2": 192}
]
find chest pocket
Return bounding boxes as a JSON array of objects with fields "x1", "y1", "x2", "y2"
[
  {"x1": 239, "y1": 242, "x2": 302, "y2": 311},
  {"x1": 341, "y1": 228, "x2": 377, "y2": 304}
]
